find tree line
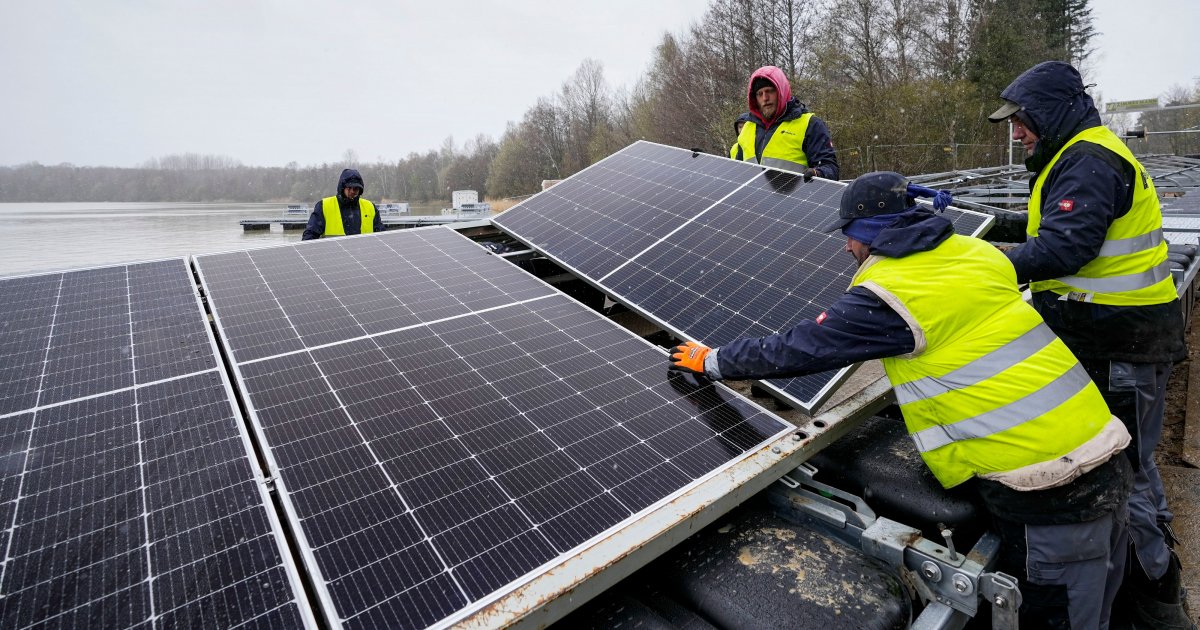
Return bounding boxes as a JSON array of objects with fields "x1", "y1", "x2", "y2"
[
  {"x1": 4, "y1": 0, "x2": 1193, "y2": 204},
  {"x1": 485, "y1": 0, "x2": 1104, "y2": 196}
]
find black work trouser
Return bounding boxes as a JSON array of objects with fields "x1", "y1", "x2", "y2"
[{"x1": 986, "y1": 455, "x2": 1133, "y2": 630}]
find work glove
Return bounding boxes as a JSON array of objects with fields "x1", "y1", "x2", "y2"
[
  {"x1": 669, "y1": 341, "x2": 712, "y2": 377},
  {"x1": 802, "y1": 167, "x2": 816, "y2": 182}
]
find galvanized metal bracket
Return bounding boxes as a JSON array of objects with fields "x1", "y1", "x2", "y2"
[
  {"x1": 861, "y1": 517, "x2": 922, "y2": 568},
  {"x1": 979, "y1": 571, "x2": 1022, "y2": 630},
  {"x1": 769, "y1": 463, "x2": 878, "y2": 550},
  {"x1": 862, "y1": 518, "x2": 1020, "y2": 624},
  {"x1": 778, "y1": 463, "x2": 877, "y2": 525},
  {"x1": 766, "y1": 467, "x2": 1022, "y2": 628}
]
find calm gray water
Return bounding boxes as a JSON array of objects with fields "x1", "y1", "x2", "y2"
[{"x1": 0, "y1": 202, "x2": 441, "y2": 277}]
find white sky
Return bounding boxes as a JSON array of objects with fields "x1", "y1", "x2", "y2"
[
  {"x1": 1, "y1": 0, "x2": 1196, "y2": 168},
  {"x1": 1088, "y1": 0, "x2": 1200, "y2": 105}
]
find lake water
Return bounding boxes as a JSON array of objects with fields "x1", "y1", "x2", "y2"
[{"x1": 0, "y1": 202, "x2": 443, "y2": 277}]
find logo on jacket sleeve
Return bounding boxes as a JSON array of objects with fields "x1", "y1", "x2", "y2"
[
  {"x1": 1058, "y1": 199, "x2": 1074, "y2": 212},
  {"x1": 816, "y1": 311, "x2": 828, "y2": 324}
]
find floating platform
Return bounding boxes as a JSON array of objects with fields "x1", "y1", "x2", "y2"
[{"x1": 238, "y1": 214, "x2": 493, "y2": 232}]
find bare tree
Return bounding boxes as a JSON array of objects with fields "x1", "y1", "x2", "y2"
[{"x1": 560, "y1": 59, "x2": 613, "y2": 171}]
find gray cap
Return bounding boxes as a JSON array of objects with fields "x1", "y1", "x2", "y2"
[
  {"x1": 822, "y1": 171, "x2": 909, "y2": 232},
  {"x1": 988, "y1": 98, "x2": 1022, "y2": 123}
]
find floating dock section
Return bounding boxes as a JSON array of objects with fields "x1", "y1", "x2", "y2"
[{"x1": 239, "y1": 213, "x2": 493, "y2": 232}]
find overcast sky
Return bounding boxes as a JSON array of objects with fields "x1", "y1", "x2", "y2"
[{"x1": 1, "y1": 0, "x2": 1196, "y2": 169}]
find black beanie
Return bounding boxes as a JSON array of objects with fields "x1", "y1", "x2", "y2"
[{"x1": 751, "y1": 77, "x2": 773, "y2": 94}]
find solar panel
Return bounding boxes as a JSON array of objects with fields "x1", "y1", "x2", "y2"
[
  {"x1": 494, "y1": 142, "x2": 764, "y2": 279},
  {"x1": 194, "y1": 227, "x2": 792, "y2": 628},
  {"x1": 493, "y1": 141, "x2": 994, "y2": 411},
  {"x1": 0, "y1": 260, "x2": 312, "y2": 628}
]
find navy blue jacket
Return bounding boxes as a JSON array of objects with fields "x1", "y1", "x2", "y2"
[
  {"x1": 751, "y1": 98, "x2": 840, "y2": 181},
  {"x1": 715, "y1": 209, "x2": 1128, "y2": 524},
  {"x1": 302, "y1": 168, "x2": 382, "y2": 240},
  {"x1": 998, "y1": 62, "x2": 1184, "y2": 363},
  {"x1": 715, "y1": 209, "x2": 953, "y2": 379},
  {"x1": 731, "y1": 112, "x2": 754, "y2": 161}
]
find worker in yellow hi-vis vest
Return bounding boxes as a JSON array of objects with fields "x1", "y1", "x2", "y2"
[
  {"x1": 734, "y1": 65, "x2": 839, "y2": 182},
  {"x1": 988, "y1": 61, "x2": 1189, "y2": 630},
  {"x1": 302, "y1": 168, "x2": 381, "y2": 240},
  {"x1": 667, "y1": 171, "x2": 1134, "y2": 629}
]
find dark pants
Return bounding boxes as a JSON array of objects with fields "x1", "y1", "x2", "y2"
[
  {"x1": 1083, "y1": 359, "x2": 1174, "y2": 580},
  {"x1": 985, "y1": 455, "x2": 1133, "y2": 629}
]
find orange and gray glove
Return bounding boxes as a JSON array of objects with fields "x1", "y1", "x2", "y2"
[{"x1": 669, "y1": 341, "x2": 719, "y2": 379}]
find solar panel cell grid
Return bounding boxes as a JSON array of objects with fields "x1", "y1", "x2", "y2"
[
  {"x1": 195, "y1": 227, "x2": 791, "y2": 628},
  {"x1": 495, "y1": 142, "x2": 762, "y2": 279},
  {"x1": 200, "y1": 229, "x2": 559, "y2": 365},
  {"x1": 0, "y1": 260, "x2": 310, "y2": 629},
  {"x1": 494, "y1": 141, "x2": 993, "y2": 411}
]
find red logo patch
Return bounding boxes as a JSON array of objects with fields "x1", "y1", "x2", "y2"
[
  {"x1": 1058, "y1": 199, "x2": 1074, "y2": 212},
  {"x1": 816, "y1": 311, "x2": 828, "y2": 324}
]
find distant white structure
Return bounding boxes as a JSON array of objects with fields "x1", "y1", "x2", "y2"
[
  {"x1": 452, "y1": 190, "x2": 478, "y2": 210},
  {"x1": 378, "y1": 203, "x2": 410, "y2": 217},
  {"x1": 449, "y1": 190, "x2": 491, "y2": 214}
]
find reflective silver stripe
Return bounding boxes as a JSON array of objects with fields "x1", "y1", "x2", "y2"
[
  {"x1": 910, "y1": 363, "x2": 1092, "y2": 453},
  {"x1": 1096, "y1": 228, "x2": 1163, "y2": 257},
  {"x1": 759, "y1": 156, "x2": 806, "y2": 173},
  {"x1": 1057, "y1": 261, "x2": 1172, "y2": 294},
  {"x1": 894, "y1": 324, "x2": 1058, "y2": 405}
]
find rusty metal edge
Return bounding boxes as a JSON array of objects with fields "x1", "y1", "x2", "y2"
[{"x1": 450, "y1": 376, "x2": 896, "y2": 629}]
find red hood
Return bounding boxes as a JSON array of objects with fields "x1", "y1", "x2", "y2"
[{"x1": 747, "y1": 66, "x2": 792, "y2": 127}]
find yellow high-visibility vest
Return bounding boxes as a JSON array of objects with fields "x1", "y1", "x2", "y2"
[
  {"x1": 1027, "y1": 126, "x2": 1174, "y2": 305},
  {"x1": 321, "y1": 197, "x2": 376, "y2": 237},
  {"x1": 852, "y1": 234, "x2": 1111, "y2": 488},
  {"x1": 736, "y1": 113, "x2": 813, "y2": 173}
]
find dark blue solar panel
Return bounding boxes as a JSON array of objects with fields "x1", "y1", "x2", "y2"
[
  {"x1": 197, "y1": 228, "x2": 558, "y2": 363},
  {"x1": 0, "y1": 260, "x2": 311, "y2": 629},
  {"x1": 494, "y1": 142, "x2": 993, "y2": 411},
  {"x1": 493, "y1": 142, "x2": 763, "y2": 279},
  {"x1": 195, "y1": 227, "x2": 791, "y2": 629},
  {"x1": 603, "y1": 171, "x2": 854, "y2": 406}
]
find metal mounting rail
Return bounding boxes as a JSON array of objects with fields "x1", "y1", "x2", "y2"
[{"x1": 769, "y1": 463, "x2": 1022, "y2": 629}]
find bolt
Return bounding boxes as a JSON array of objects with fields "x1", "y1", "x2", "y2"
[
  {"x1": 939, "y1": 524, "x2": 958, "y2": 561},
  {"x1": 994, "y1": 595, "x2": 1008, "y2": 608},
  {"x1": 920, "y1": 561, "x2": 941, "y2": 582},
  {"x1": 771, "y1": 446, "x2": 781, "y2": 454},
  {"x1": 952, "y1": 574, "x2": 973, "y2": 595}
]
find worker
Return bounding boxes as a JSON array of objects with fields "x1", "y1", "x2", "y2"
[
  {"x1": 734, "y1": 65, "x2": 838, "y2": 182},
  {"x1": 987, "y1": 61, "x2": 1189, "y2": 628},
  {"x1": 302, "y1": 168, "x2": 381, "y2": 240},
  {"x1": 730, "y1": 112, "x2": 752, "y2": 160},
  {"x1": 668, "y1": 171, "x2": 1133, "y2": 629}
]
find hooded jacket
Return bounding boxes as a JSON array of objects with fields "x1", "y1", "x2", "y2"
[
  {"x1": 730, "y1": 112, "x2": 754, "y2": 160},
  {"x1": 998, "y1": 62, "x2": 1184, "y2": 363},
  {"x1": 738, "y1": 66, "x2": 839, "y2": 180},
  {"x1": 713, "y1": 208, "x2": 1127, "y2": 523},
  {"x1": 302, "y1": 168, "x2": 382, "y2": 240}
]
